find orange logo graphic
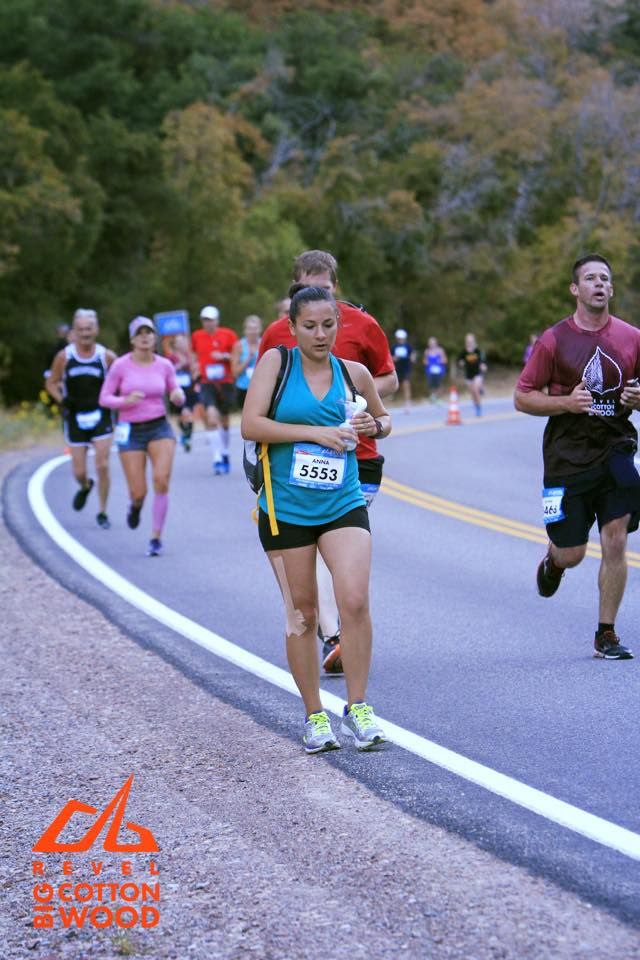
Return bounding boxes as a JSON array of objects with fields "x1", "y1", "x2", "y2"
[{"x1": 33, "y1": 775, "x2": 159, "y2": 854}]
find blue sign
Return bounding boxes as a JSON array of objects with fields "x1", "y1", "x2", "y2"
[{"x1": 153, "y1": 310, "x2": 189, "y2": 336}]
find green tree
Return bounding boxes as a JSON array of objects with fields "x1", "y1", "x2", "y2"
[
  {"x1": 147, "y1": 102, "x2": 300, "y2": 326},
  {"x1": 0, "y1": 108, "x2": 102, "y2": 390}
]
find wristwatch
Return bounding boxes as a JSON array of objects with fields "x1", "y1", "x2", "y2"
[{"x1": 372, "y1": 417, "x2": 384, "y2": 438}]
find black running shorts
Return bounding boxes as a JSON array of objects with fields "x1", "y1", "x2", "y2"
[
  {"x1": 199, "y1": 382, "x2": 236, "y2": 416},
  {"x1": 544, "y1": 454, "x2": 640, "y2": 548},
  {"x1": 63, "y1": 408, "x2": 113, "y2": 446},
  {"x1": 258, "y1": 505, "x2": 370, "y2": 552}
]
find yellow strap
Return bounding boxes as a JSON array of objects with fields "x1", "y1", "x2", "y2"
[{"x1": 261, "y1": 442, "x2": 279, "y2": 536}]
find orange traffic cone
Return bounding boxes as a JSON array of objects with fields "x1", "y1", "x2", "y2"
[{"x1": 446, "y1": 386, "x2": 462, "y2": 425}]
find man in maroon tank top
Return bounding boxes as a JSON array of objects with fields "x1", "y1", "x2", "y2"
[{"x1": 515, "y1": 254, "x2": 640, "y2": 660}]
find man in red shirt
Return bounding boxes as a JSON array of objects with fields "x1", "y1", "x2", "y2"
[
  {"x1": 192, "y1": 305, "x2": 239, "y2": 474},
  {"x1": 515, "y1": 254, "x2": 640, "y2": 660},
  {"x1": 259, "y1": 249, "x2": 397, "y2": 672}
]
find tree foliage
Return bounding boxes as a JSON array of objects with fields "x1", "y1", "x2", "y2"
[{"x1": 1, "y1": 0, "x2": 640, "y2": 399}]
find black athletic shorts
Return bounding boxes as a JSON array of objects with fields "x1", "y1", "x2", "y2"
[
  {"x1": 357, "y1": 454, "x2": 384, "y2": 507},
  {"x1": 199, "y1": 382, "x2": 236, "y2": 416},
  {"x1": 169, "y1": 384, "x2": 199, "y2": 414},
  {"x1": 544, "y1": 452, "x2": 640, "y2": 548},
  {"x1": 258, "y1": 505, "x2": 370, "y2": 552},
  {"x1": 63, "y1": 408, "x2": 113, "y2": 446}
]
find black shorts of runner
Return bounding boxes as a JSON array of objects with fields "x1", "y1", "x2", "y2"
[
  {"x1": 200, "y1": 382, "x2": 236, "y2": 416},
  {"x1": 544, "y1": 455, "x2": 640, "y2": 548},
  {"x1": 358, "y1": 454, "x2": 384, "y2": 487},
  {"x1": 426, "y1": 372, "x2": 444, "y2": 390},
  {"x1": 63, "y1": 409, "x2": 113, "y2": 446},
  {"x1": 357, "y1": 454, "x2": 384, "y2": 508},
  {"x1": 169, "y1": 384, "x2": 199, "y2": 415},
  {"x1": 117, "y1": 416, "x2": 175, "y2": 453},
  {"x1": 258, "y1": 505, "x2": 370, "y2": 552}
]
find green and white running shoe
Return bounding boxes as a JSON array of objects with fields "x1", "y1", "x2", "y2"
[
  {"x1": 341, "y1": 702, "x2": 387, "y2": 751},
  {"x1": 303, "y1": 711, "x2": 340, "y2": 754}
]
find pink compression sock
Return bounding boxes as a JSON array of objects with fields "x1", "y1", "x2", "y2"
[{"x1": 152, "y1": 493, "x2": 169, "y2": 534}]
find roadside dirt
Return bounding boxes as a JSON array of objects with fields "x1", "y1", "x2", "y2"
[{"x1": 1, "y1": 447, "x2": 639, "y2": 960}]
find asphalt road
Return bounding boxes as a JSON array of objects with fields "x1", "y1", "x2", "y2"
[{"x1": 7, "y1": 394, "x2": 640, "y2": 927}]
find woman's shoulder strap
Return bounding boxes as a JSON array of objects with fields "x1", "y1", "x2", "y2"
[
  {"x1": 336, "y1": 356, "x2": 357, "y2": 400},
  {"x1": 268, "y1": 346, "x2": 293, "y2": 417}
]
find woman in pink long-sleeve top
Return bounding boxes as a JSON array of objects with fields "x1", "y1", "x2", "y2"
[{"x1": 99, "y1": 316, "x2": 185, "y2": 557}]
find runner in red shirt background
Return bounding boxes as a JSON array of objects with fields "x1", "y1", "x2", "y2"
[
  {"x1": 259, "y1": 249, "x2": 398, "y2": 674},
  {"x1": 192, "y1": 305, "x2": 239, "y2": 475},
  {"x1": 515, "y1": 254, "x2": 640, "y2": 660}
]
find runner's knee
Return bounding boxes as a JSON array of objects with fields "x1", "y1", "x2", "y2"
[
  {"x1": 600, "y1": 518, "x2": 629, "y2": 558},
  {"x1": 338, "y1": 590, "x2": 369, "y2": 624},
  {"x1": 271, "y1": 555, "x2": 316, "y2": 636},
  {"x1": 285, "y1": 603, "x2": 315, "y2": 637},
  {"x1": 152, "y1": 475, "x2": 170, "y2": 494},
  {"x1": 553, "y1": 544, "x2": 586, "y2": 568}
]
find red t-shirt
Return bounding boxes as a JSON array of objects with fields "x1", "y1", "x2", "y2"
[
  {"x1": 258, "y1": 302, "x2": 394, "y2": 460},
  {"x1": 517, "y1": 314, "x2": 640, "y2": 477},
  {"x1": 192, "y1": 327, "x2": 238, "y2": 384}
]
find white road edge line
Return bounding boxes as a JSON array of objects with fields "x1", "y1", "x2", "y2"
[{"x1": 28, "y1": 455, "x2": 640, "y2": 863}]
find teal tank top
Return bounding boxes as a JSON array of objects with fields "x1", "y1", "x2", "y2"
[{"x1": 258, "y1": 348, "x2": 365, "y2": 525}]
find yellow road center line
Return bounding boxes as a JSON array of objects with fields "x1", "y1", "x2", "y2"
[
  {"x1": 389, "y1": 410, "x2": 523, "y2": 437},
  {"x1": 381, "y1": 476, "x2": 640, "y2": 567}
]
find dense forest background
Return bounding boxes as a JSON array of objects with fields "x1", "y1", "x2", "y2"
[{"x1": 2, "y1": 0, "x2": 640, "y2": 401}]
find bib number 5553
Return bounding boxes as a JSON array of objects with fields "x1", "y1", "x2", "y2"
[
  {"x1": 289, "y1": 444, "x2": 346, "y2": 490},
  {"x1": 298, "y1": 463, "x2": 338, "y2": 482}
]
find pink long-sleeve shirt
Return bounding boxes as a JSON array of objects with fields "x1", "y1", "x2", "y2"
[{"x1": 99, "y1": 353, "x2": 178, "y2": 423}]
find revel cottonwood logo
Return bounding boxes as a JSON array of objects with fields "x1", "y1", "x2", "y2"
[
  {"x1": 33, "y1": 774, "x2": 158, "y2": 854},
  {"x1": 31, "y1": 775, "x2": 161, "y2": 931}
]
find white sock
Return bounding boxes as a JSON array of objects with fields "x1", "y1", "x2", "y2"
[
  {"x1": 316, "y1": 553, "x2": 340, "y2": 639},
  {"x1": 208, "y1": 430, "x2": 222, "y2": 462},
  {"x1": 221, "y1": 428, "x2": 230, "y2": 453}
]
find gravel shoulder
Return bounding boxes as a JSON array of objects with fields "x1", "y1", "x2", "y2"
[{"x1": 1, "y1": 446, "x2": 639, "y2": 960}]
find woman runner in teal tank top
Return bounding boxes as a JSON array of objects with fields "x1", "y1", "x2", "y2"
[
  {"x1": 241, "y1": 286, "x2": 392, "y2": 754},
  {"x1": 257, "y1": 347, "x2": 364, "y2": 525}
]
